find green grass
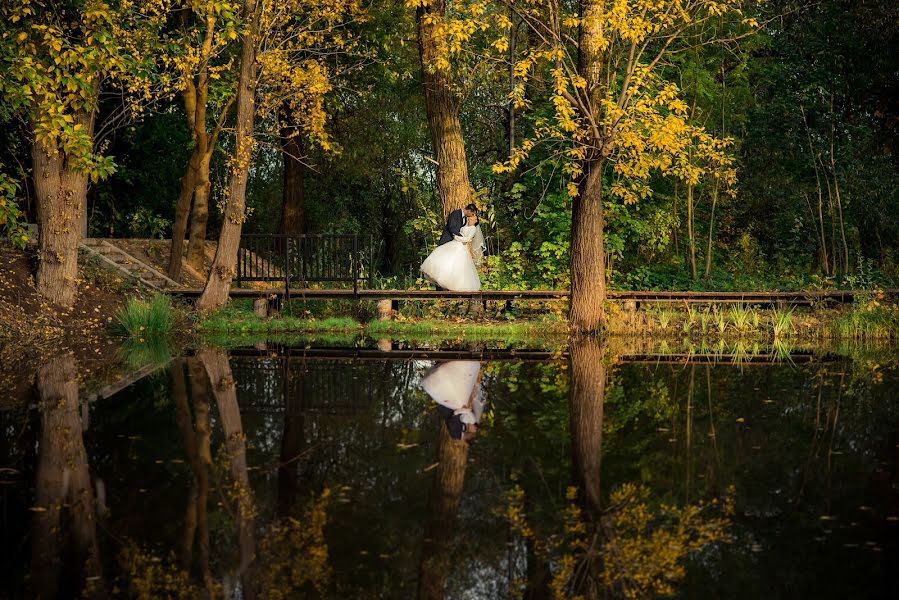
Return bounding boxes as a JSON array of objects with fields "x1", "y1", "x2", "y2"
[
  {"x1": 111, "y1": 294, "x2": 175, "y2": 338},
  {"x1": 366, "y1": 318, "x2": 568, "y2": 341},
  {"x1": 198, "y1": 301, "x2": 363, "y2": 334},
  {"x1": 831, "y1": 306, "x2": 899, "y2": 340}
]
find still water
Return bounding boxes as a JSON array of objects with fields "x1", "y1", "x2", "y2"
[{"x1": 1, "y1": 341, "x2": 898, "y2": 599}]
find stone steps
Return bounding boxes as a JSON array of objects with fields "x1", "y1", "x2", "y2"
[{"x1": 80, "y1": 239, "x2": 181, "y2": 291}]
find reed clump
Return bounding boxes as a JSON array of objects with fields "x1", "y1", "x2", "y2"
[{"x1": 112, "y1": 294, "x2": 175, "y2": 339}]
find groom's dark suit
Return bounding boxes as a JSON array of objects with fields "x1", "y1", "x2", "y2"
[{"x1": 438, "y1": 208, "x2": 466, "y2": 246}]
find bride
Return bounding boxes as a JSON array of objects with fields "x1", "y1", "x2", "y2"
[{"x1": 420, "y1": 211, "x2": 486, "y2": 292}]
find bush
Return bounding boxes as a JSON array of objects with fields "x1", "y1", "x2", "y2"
[{"x1": 112, "y1": 294, "x2": 174, "y2": 339}]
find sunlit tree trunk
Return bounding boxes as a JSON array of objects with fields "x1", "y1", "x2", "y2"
[
  {"x1": 169, "y1": 8, "x2": 225, "y2": 281},
  {"x1": 32, "y1": 107, "x2": 93, "y2": 308},
  {"x1": 199, "y1": 348, "x2": 257, "y2": 599},
  {"x1": 687, "y1": 183, "x2": 697, "y2": 280},
  {"x1": 416, "y1": 0, "x2": 473, "y2": 219},
  {"x1": 186, "y1": 150, "x2": 213, "y2": 273},
  {"x1": 569, "y1": 0, "x2": 608, "y2": 333},
  {"x1": 417, "y1": 420, "x2": 469, "y2": 600},
  {"x1": 31, "y1": 353, "x2": 105, "y2": 598},
  {"x1": 197, "y1": 0, "x2": 258, "y2": 311}
]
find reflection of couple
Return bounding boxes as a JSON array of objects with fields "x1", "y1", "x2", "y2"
[
  {"x1": 420, "y1": 203, "x2": 486, "y2": 292},
  {"x1": 420, "y1": 360, "x2": 484, "y2": 442}
]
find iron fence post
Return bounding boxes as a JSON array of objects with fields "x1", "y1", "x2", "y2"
[
  {"x1": 284, "y1": 235, "x2": 290, "y2": 304},
  {"x1": 368, "y1": 234, "x2": 374, "y2": 289},
  {"x1": 353, "y1": 235, "x2": 359, "y2": 299}
]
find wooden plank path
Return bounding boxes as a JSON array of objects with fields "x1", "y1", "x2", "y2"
[{"x1": 168, "y1": 287, "x2": 899, "y2": 305}]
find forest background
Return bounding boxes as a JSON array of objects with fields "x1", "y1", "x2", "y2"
[{"x1": 2, "y1": 0, "x2": 898, "y2": 303}]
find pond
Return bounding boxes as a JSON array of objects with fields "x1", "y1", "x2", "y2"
[{"x1": 1, "y1": 340, "x2": 898, "y2": 598}]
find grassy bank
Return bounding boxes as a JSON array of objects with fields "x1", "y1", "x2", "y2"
[{"x1": 195, "y1": 297, "x2": 899, "y2": 345}]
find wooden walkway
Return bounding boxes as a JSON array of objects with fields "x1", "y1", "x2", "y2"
[{"x1": 168, "y1": 287, "x2": 899, "y2": 305}]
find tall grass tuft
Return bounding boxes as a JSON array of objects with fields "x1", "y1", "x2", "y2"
[
  {"x1": 832, "y1": 306, "x2": 899, "y2": 340},
  {"x1": 713, "y1": 305, "x2": 727, "y2": 334},
  {"x1": 729, "y1": 304, "x2": 752, "y2": 332},
  {"x1": 112, "y1": 294, "x2": 175, "y2": 339},
  {"x1": 657, "y1": 309, "x2": 674, "y2": 330},
  {"x1": 771, "y1": 308, "x2": 794, "y2": 339}
]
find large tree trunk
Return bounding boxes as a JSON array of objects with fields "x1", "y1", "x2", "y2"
[
  {"x1": 416, "y1": 0, "x2": 472, "y2": 219},
  {"x1": 199, "y1": 348, "x2": 258, "y2": 599},
  {"x1": 31, "y1": 354, "x2": 105, "y2": 598},
  {"x1": 32, "y1": 125, "x2": 91, "y2": 308},
  {"x1": 569, "y1": 0, "x2": 608, "y2": 333},
  {"x1": 197, "y1": 0, "x2": 258, "y2": 311},
  {"x1": 416, "y1": 420, "x2": 469, "y2": 600},
  {"x1": 279, "y1": 114, "x2": 306, "y2": 235},
  {"x1": 569, "y1": 162, "x2": 607, "y2": 332}
]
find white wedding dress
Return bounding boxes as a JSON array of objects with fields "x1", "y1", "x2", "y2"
[
  {"x1": 420, "y1": 224, "x2": 483, "y2": 292},
  {"x1": 421, "y1": 360, "x2": 484, "y2": 425}
]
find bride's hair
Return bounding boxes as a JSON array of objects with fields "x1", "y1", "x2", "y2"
[{"x1": 465, "y1": 203, "x2": 478, "y2": 215}]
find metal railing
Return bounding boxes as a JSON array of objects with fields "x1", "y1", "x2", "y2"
[{"x1": 235, "y1": 234, "x2": 374, "y2": 298}]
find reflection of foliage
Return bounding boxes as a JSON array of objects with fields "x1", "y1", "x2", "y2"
[
  {"x1": 118, "y1": 336, "x2": 173, "y2": 370},
  {"x1": 118, "y1": 543, "x2": 208, "y2": 599},
  {"x1": 600, "y1": 483, "x2": 733, "y2": 599},
  {"x1": 259, "y1": 489, "x2": 332, "y2": 598},
  {"x1": 500, "y1": 482, "x2": 733, "y2": 600}
]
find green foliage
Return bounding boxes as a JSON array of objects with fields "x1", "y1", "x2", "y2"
[
  {"x1": 112, "y1": 294, "x2": 175, "y2": 339},
  {"x1": 0, "y1": 169, "x2": 28, "y2": 249}
]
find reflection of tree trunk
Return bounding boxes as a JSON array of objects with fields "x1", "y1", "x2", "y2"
[
  {"x1": 524, "y1": 507, "x2": 550, "y2": 600},
  {"x1": 32, "y1": 354, "x2": 105, "y2": 599},
  {"x1": 417, "y1": 419, "x2": 469, "y2": 600},
  {"x1": 278, "y1": 363, "x2": 305, "y2": 516},
  {"x1": 199, "y1": 348, "x2": 257, "y2": 599},
  {"x1": 568, "y1": 338, "x2": 606, "y2": 600},
  {"x1": 569, "y1": 338, "x2": 606, "y2": 515},
  {"x1": 172, "y1": 358, "x2": 214, "y2": 592}
]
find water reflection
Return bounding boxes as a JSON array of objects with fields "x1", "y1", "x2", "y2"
[
  {"x1": 421, "y1": 360, "x2": 484, "y2": 442},
  {"x1": 32, "y1": 353, "x2": 105, "y2": 599},
  {"x1": 1, "y1": 344, "x2": 897, "y2": 598}
]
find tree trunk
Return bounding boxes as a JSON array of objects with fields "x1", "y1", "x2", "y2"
[
  {"x1": 416, "y1": 419, "x2": 469, "y2": 600},
  {"x1": 569, "y1": 0, "x2": 608, "y2": 333},
  {"x1": 704, "y1": 180, "x2": 717, "y2": 279},
  {"x1": 687, "y1": 183, "x2": 697, "y2": 280},
  {"x1": 199, "y1": 348, "x2": 257, "y2": 599},
  {"x1": 569, "y1": 162, "x2": 606, "y2": 332},
  {"x1": 279, "y1": 114, "x2": 306, "y2": 235},
  {"x1": 32, "y1": 353, "x2": 105, "y2": 598},
  {"x1": 168, "y1": 148, "x2": 200, "y2": 280},
  {"x1": 416, "y1": 0, "x2": 472, "y2": 219},
  {"x1": 186, "y1": 150, "x2": 212, "y2": 273},
  {"x1": 32, "y1": 128, "x2": 91, "y2": 308},
  {"x1": 197, "y1": 0, "x2": 258, "y2": 311}
]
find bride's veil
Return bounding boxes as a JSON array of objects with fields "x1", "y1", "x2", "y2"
[{"x1": 471, "y1": 225, "x2": 486, "y2": 265}]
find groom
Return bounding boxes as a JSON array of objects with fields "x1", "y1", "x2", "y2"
[{"x1": 438, "y1": 203, "x2": 478, "y2": 246}]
